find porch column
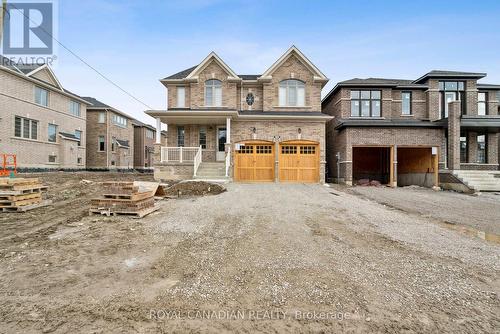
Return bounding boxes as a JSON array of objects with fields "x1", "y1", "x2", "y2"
[
  {"x1": 226, "y1": 117, "x2": 231, "y2": 143},
  {"x1": 392, "y1": 145, "x2": 397, "y2": 187},
  {"x1": 155, "y1": 118, "x2": 162, "y2": 144},
  {"x1": 224, "y1": 117, "x2": 232, "y2": 177},
  {"x1": 447, "y1": 101, "x2": 461, "y2": 170}
]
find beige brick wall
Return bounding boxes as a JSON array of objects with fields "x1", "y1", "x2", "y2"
[{"x1": 0, "y1": 69, "x2": 87, "y2": 169}]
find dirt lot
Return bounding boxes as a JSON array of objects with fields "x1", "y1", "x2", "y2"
[{"x1": 0, "y1": 174, "x2": 499, "y2": 333}]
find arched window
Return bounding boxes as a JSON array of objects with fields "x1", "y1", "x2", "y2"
[
  {"x1": 205, "y1": 79, "x2": 222, "y2": 107},
  {"x1": 279, "y1": 79, "x2": 305, "y2": 106}
]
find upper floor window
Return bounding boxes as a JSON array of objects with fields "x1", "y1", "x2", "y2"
[
  {"x1": 177, "y1": 86, "x2": 186, "y2": 108},
  {"x1": 70, "y1": 101, "x2": 81, "y2": 116},
  {"x1": 98, "y1": 112, "x2": 106, "y2": 123},
  {"x1": 205, "y1": 79, "x2": 222, "y2": 107},
  {"x1": 401, "y1": 91, "x2": 412, "y2": 115},
  {"x1": 15, "y1": 116, "x2": 38, "y2": 140},
  {"x1": 177, "y1": 126, "x2": 185, "y2": 147},
  {"x1": 112, "y1": 114, "x2": 127, "y2": 127},
  {"x1": 350, "y1": 90, "x2": 381, "y2": 117},
  {"x1": 477, "y1": 92, "x2": 487, "y2": 116},
  {"x1": 279, "y1": 79, "x2": 305, "y2": 107},
  {"x1": 438, "y1": 81, "x2": 465, "y2": 118},
  {"x1": 35, "y1": 86, "x2": 48, "y2": 107}
]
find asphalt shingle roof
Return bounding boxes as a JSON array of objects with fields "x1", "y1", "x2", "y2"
[
  {"x1": 81, "y1": 97, "x2": 112, "y2": 108},
  {"x1": 116, "y1": 139, "x2": 130, "y2": 148},
  {"x1": 162, "y1": 65, "x2": 261, "y2": 81}
]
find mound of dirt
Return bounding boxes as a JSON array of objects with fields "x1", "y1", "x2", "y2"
[{"x1": 164, "y1": 181, "x2": 226, "y2": 197}]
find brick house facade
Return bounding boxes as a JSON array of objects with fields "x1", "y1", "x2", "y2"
[
  {"x1": 146, "y1": 46, "x2": 331, "y2": 182},
  {"x1": 322, "y1": 71, "x2": 500, "y2": 187},
  {"x1": 82, "y1": 97, "x2": 135, "y2": 170},
  {"x1": 0, "y1": 57, "x2": 90, "y2": 170},
  {"x1": 133, "y1": 121, "x2": 167, "y2": 169}
]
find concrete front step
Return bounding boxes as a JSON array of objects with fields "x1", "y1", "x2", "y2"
[{"x1": 452, "y1": 170, "x2": 500, "y2": 192}]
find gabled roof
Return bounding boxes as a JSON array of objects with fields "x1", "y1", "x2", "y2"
[
  {"x1": 162, "y1": 65, "x2": 198, "y2": 80},
  {"x1": 259, "y1": 45, "x2": 328, "y2": 84},
  {"x1": 413, "y1": 70, "x2": 486, "y2": 83},
  {"x1": 81, "y1": 96, "x2": 136, "y2": 121},
  {"x1": 184, "y1": 51, "x2": 240, "y2": 81},
  {"x1": 116, "y1": 139, "x2": 130, "y2": 148},
  {"x1": 25, "y1": 65, "x2": 63, "y2": 90},
  {"x1": 239, "y1": 74, "x2": 260, "y2": 80}
]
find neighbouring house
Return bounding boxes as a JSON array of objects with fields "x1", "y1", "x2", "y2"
[
  {"x1": 322, "y1": 71, "x2": 500, "y2": 192},
  {"x1": 133, "y1": 121, "x2": 167, "y2": 170},
  {"x1": 145, "y1": 46, "x2": 331, "y2": 182},
  {"x1": 0, "y1": 56, "x2": 90, "y2": 170},
  {"x1": 82, "y1": 97, "x2": 134, "y2": 170}
]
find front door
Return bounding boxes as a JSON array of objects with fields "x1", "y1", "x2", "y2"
[{"x1": 216, "y1": 127, "x2": 227, "y2": 161}]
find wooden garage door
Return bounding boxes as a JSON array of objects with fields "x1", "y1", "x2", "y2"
[
  {"x1": 279, "y1": 141, "x2": 319, "y2": 183},
  {"x1": 234, "y1": 142, "x2": 274, "y2": 182}
]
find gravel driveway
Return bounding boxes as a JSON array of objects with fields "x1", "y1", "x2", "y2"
[{"x1": 1, "y1": 180, "x2": 499, "y2": 333}]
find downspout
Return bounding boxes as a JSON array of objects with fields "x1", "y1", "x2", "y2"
[{"x1": 105, "y1": 108, "x2": 110, "y2": 169}]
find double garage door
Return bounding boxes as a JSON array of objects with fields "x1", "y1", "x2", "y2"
[{"x1": 234, "y1": 141, "x2": 319, "y2": 183}]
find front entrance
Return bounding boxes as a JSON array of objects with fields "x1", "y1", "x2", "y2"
[
  {"x1": 216, "y1": 127, "x2": 227, "y2": 161},
  {"x1": 279, "y1": 140, "x2": 320, "y2": 183},
  {"x1": 234, "y1": 141, "x2": 274, "y2": 182}
]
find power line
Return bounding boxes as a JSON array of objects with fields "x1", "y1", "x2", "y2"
[{"x1": 6, "y1": 2, "x2": 153, "y2": 110}]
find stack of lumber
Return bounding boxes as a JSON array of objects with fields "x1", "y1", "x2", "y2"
[
  {"x1": 89, "y1": 181, "x2": 159, "y2": 218},
  {"x1": 0, "y1": 178, "x2": 50, "y2": 212}
]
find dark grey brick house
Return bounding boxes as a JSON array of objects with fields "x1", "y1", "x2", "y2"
[{"x1": 322, "y1": 70, "x2": 500, "y2": 191}]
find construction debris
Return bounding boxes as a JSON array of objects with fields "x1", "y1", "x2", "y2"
[
  {"x1": 89, "y1": 181, "x2": 159, "y2": 218},
  {"x1": 0, "y1": 177, "x2": 51, "y2": 212},
  {"x1": 357, "y1": 179, "x2": 382, "y2": 187},
  {"x1": 164, "y1": 181, "x2": 226, "y2": 197}
]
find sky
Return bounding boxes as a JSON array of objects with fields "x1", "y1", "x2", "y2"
[{"x1": 48, "y1": 0, "x2": 500, "y2": 126}]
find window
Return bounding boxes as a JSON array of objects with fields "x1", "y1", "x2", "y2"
[
  {"x1": 460, "y1": 133, "x2": 467, "y2": 163},
  {"x1": 14, "y1": 116, "x2": 38, "y2": 139},
  {"x1": 111, "y1": 137, "x2": 116, "y2": 152},
  {"x1": 256, "y1": 145, "x2": 272, "y2": 154},
  {"x1": 281, "y1": 146, "x2": 297, "y2": 154},
  {"x1": 239, "y1": 145, "x2": 253, "y2": 154},
  {"x1": 35, "y1": 87, "x2": 48, "y2": 106},
  {"x1": 48, "y1": 155, "x2": 57, "y2": 163},
  {"x1": 98, "y1": 136, "x2": 105, "y2": 151},
  {"x1": 350, "y1": 90, "x2": 381, "y2": 117},
  {"x1": 439, "y1": 81, "x2": 465, "y2": 118},
  {"x1": 477, "y1": 134, "x2": 487, "y2": 163},
  {"x1": 177, "y1": 126, "x2": 185, "y2": 147},
  {"x1": 98, "y1": 112, "x2": 106, "y2": 123},
  {"x1": 70, "y1": 101, "x2": 81, "y2": 116},
  {"x1": 75, "y1": 130, "x2": 82, "y2": 146},
  {"x1": 401, "y1": 91, "x2": 412, "y2": 115},
  {"x1": 478, "y1": 92, "x2": 487, "y2": 116},
  {"x1": 177, "y1": 86, "x2": 186, "y2": 108},
  {"x1": 48, "y1": 124, "x2": 57, "y2": 143},
  {"x1": 300, "y1": 146, "x2": 316, "y2": 154},
  {"x1": 279, "y1": 80, "x2": 305, "y2": 106},
  {"x1": 199, "y1": 127, "x2": 207, "y2": 149},
  {"x1": 77, "y1": 157, "x2": 82, "y2": 165},
  {"x1": 205, "y1": 79, "x2": 222, "y2": 107},
  {"x1": 112, "y1": 114, "x2": 127, "y2": 127},
  {"x1": 146, "y1": 129, "x2": 154, "y2": 139}
]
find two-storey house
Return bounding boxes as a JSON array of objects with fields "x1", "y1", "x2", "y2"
[
  {"x1": 322, "y1": 71, "x2": 500, "y2": 191},
  {"x1": 133, "y1": 121, "x2": 167, "y2": 170},
  {"x1": 146, "y1": 46, "x2": 331, "y2": 182},
  {"x1": 82, "y1": 97, "x2": 134, "y2": 170},
  {"x1": 0, "y1": 57, "x2": 90, "y2": 170}
]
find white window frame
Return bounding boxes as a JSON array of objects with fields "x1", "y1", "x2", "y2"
[
  {"x1": 401, "y1": 91, "x2": 412, "y2": 115},
  {"x1": 478, "y1": 92, "x2": 487, "y2": 116},
  {"x1": 98, "y1": 112, "x2": 106, "y2": 123},
  {"x1": 70, "y1": 100, "x2": 81, "y2": 116},
  {"x1": 98, "y1": 135, "x2": 106, "y2": 152},
  {"x1": 75, "y1": 130, "x2": 82, "y2": 146},
  {"x1": 146, "y1": 129, "x2": 154, "y2": 139},
  {"x1": 279, "y1": 79, "x2": 305, "y2": 107},
  {"x1": 14, "y1": 116, "x2": 38, "y2": 140},
  {"x1": 177, "y1": 86, "x2": 186, "y2": 108},
  {"x1": 205, "y1": 80, "x2": 222, "y2": 107},
  {"x1": 34, "y1": 86, "x2": 49, "y2": 107},
  {"x1": 48, "y1": 123, "x2": 57, "y2": 143},
  {"x1": 112, "y1": 114, "x2": 128, "y2": 127}
]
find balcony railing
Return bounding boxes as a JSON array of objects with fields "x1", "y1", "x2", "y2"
[{"x1": 160, "y1": 147, "x2": 200, "y2": 163}]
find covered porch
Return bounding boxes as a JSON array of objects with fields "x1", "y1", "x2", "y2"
[{"x1": 147, "y1": 110, "x2": 237, "y2": 180}]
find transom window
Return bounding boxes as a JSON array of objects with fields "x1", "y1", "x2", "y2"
[
  {"x1": 300, "y1": 146, "x2": 316, "y2": 154},
  {"x1": 438, "y1": 81, "x2": 465, "y2": 118},
  {"x1": 35, "y1": 86, "x2": 48, "y2": 107},
  {"x1": 350, "y1": 90, "x2": 381, "y2": 117},
  {"x1": 279, "y1": 80, "x2": 305, "y2": 107},
  {"x1": 281, "y1": 146, "x2": 297, "y2": 154},
  {"x1": 401, "y1": 91, "x2": 412, "y2": 115},
  {"x1": 239, "y1": 145, "x2": 253, "y2": 154},
  {"x1": 478, "y1": 92, "x2": 487, "y2": 116},
  {"x1": 205, "y1": 79, "x2": 222, "y2": 107},
  {"x1": 256, "y1": 145, "x2": 272, "y2": 154}
]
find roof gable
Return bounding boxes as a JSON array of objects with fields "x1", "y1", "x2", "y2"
[
  {"x1": 26, "y1": 65, "x2": 63, "y2": 89},
  {"x1": 185, "y1": 52, "x2": 240, "y2": 81},
  {"x1": 259, "y1": 46, "x2": 328, "y2": 84}
]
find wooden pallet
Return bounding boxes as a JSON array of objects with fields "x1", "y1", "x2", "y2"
[
  {"x1": 89, "y1": 204, "x2": 159, "y2": 218},
  {"x1": 0, "y1": 186, "x2": 45, "y2": 195},
  {"x1": 0, "y1": 200, "x2": 52, "y2": 212},
  {"x1": 0, "y1": 192, "x2": 41, "y2": 202},
  {"x1": 0, "y1": 196, "x2": 42, "y2": 207},
  {"x1": 102, "y1": 191, "x2": 152, "y2": 201},
  {"x1": 0, "y1": 177, "x2": 39, "y2": 185}
]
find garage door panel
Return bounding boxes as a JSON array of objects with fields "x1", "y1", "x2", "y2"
[
  {"x1": 234, "y1": 143, "x2": 274, "y2": 182},
  {"x1": 279, "y1": 142, "x2": 319, "y2": 183}
]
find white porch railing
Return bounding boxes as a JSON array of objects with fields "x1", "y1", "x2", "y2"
[
  {"x1": 225, "y1": 146, "x2": 231, "y2": 177},
  {"x1": 160, "y1": 147, "x2": 200, "y2": 163},
  {"x1": 193, "y1": 146, "x2": 202, "y2": 177}
]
